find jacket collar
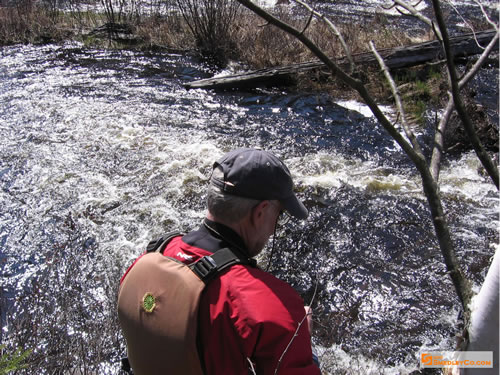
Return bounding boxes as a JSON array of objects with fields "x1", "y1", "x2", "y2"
[{"x1": 182, "y1": 219, "x2": 250, "y2": 259}]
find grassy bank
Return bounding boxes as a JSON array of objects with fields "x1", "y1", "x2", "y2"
[
  {"x1": 0, "y1": 0, "x2": 459, "y2": 111},
  {"x1": 1, "y1": 0, "x2": 457, "y2": 121},
  {"x1": 0, "y1": 2, "x2": 417, "y2": 57}
]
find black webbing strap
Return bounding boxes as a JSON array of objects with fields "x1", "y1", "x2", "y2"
[
  {"x1": 146, "y1": 231, "x2": 256, "y2": 283},
  {"x1": 190, "y1": 247, "x2": 254, "y2": 283},
  {"x1": 146, "y1": 231, "x2": 184, "y2": 253}
]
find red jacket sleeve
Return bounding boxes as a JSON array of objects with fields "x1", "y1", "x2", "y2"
[{"x1": 199, "y1": 265, "x2": 321, "y2": 375}]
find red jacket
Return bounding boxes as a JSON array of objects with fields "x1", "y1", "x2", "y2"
[{"x1": 122, "y1": 221, "x2": 320, "y2": 375}]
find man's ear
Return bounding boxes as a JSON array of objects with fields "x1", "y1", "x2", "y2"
[{"x1": 250, "y1": 200, "x2": 269, "y2": 227}]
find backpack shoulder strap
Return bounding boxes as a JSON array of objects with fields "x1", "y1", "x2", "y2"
[
  {"x1": 146, "y1": 232, "x2": 256, "y2": 283},
  {"x1": 190, "y1": 247, "x2": 256, "y2": 283},
  {"x1": 146, "y1": 231, "x2": 184, "y2": 253}
]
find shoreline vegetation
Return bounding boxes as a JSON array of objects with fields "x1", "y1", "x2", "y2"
[{"x1": 0, "y1": 0, "x2": 498, "y2": 373}]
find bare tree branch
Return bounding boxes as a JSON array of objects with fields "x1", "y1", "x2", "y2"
[
  {"x1": 445, "y1": 0, "x2": 475, "y2": 35},
  {"x1": 431, "y1": 0, "x2": 499, "y2": 189},
  {"x1": 236, "y1": 0, "x2": 473, "y2": 313},
  {"x1": 430, "y1": 95, "x2": 454, "y2": 181},
  {"x1": 368, "y1": 34, "x2": 472, "y2": 309},
  {"x1": 445, "y1": 0, "x2": 496, "y2": 50},
  {"x1": 300, "y1": 11, "x2": 314, "y2": 36},
  {"x1": 370, "y1": 40, "x2": 423, "y2": 155},
  {"x1": 235, "y1": 0, "x2": 422, "y2": 167},
  {"x1": 430, "y1": 31, "x2": 499, "y2": 180},
  {"x1": 473, "y1": 0, "x2": 499, "y2": 31},
  {"x1": 292, "y1": 0, "x2": 355, "y2": 73},
  {"x1": 392, "y1": 0, "x2": 443, "y2": 40},
  {"x1": 247, "y1": 358, "x2": 257, "y2": 375},
  {"x1": 274, "y1": 278, "x2": 319, "y2": 374}
]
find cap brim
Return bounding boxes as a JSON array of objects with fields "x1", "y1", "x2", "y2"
[{"x1": 281, "y1": 194, "x2": 308, "y2": 220}]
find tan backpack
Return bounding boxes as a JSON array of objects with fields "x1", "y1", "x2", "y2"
[{"x1": 117, "y1": 232, "x2": 250, "y2": 375}]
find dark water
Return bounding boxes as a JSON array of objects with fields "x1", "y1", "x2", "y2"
[{"x1": 0, "y1": 6, "x2": 498, "y2": 374}]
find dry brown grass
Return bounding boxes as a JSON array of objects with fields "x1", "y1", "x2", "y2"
[
  {"x1": 232, "y1": 10, "x2": 313, "y2": 68},
  {"x1": 232, "y1": 8, "x2": 418, "y2": 68},
  {"x1": 135, "y1": 15, "x2": 195, "y2": 50},
  {"x1": 0, "y1": 3, "x2": 76, "y2": 45},
  {"x1": 227, "y1": 8, "x2": 427, "y2": 102}
]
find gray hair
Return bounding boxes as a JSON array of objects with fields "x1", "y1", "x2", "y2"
[{"x1": 207, "y1": 167, "x2": 261, "y2": 223}]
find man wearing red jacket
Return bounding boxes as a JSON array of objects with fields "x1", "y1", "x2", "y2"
[{"x1": 121, "y1": 148, "x2": 320, "y2": 374}]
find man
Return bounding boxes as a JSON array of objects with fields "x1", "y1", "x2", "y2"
[{"x1": 120, "y1": 148, "x2": 320, "y2": 374}]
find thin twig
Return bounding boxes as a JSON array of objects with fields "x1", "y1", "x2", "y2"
[
  {"x1": 247, "y1": 357, "x2": 257, "y2": 375},
  {"x1": 473, "y1": 0, "x2": 499, "y2": 31},
  {"x1": 430, "y1": 30, "x2": 499, "y2": 181},
  {"x1": 431, "y1": 0, "x2": 499, "y2": 189},
  {"x1": 445, "y1": 0, "x2": 489, "y2": 50},
  {"x1": 308, "y1": 276, "x2": 319, "y2": 308},
  {"x1": 292, "y1": 0, "x2": 355, "y2": 73},
  {"x1": 392, "y1": 111, "x2": 401, "y2": 128},
  {"x1": 392, "y1": 0, "x2": 442, "y2": 40},
  {"x1": 459, "y1": 31, "x2": 499, "y2": 87},
  {"x1": 446, "y1": 0, "x2": 474, "y2": 34},
  {"x1": 300, "y1": 11, "x2": 314, "y2": 36},
  {"x1": 274, "y1": 277, "x2": 319, "y2": 375},
  {"x1": 369, "y1": 41, "x2": 423, "y2": 155}
]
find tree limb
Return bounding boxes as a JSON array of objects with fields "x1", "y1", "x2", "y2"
[
  {"x1": 473, "y1": 0, "x2": 499, "y2": 31},
  {"x1": 431, "y1": 0, "x2": 499, "y2": 189},
  {"x1": 274, "y1": 279, "x2": 319, "y2": 374},
  {"x1": 235, "y1": 0, "x2": 423, "y2": 167},
  {"x1": 430, "y1": 31, "x2": 499, "y2": 180},
  {"x1": 292, "y1": 0, "x2": 355, "y2": 73},
  {"x1": 430, "y1": 95, "x2": 454, "y2": 181},
  {"x1": 369, "y1": 30, "x2": 472, "y2": 308},
  {"x1": 370, "y1": 40, "x2": 423, "y2": 155},
  {"x1": 392, "y1": 0, "x2": 442, "y2": 40},
  {"x1": 236, "y1": 0, "x2": 474, "y2": 316}
]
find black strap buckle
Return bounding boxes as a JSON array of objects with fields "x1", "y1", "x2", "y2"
[{"x1": 191, "y1": 255, "x2": 218, "y2": 280}]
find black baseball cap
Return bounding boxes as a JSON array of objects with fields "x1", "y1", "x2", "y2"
[{"x1": 210, "y1": 148, "x2": 308, "y2": 219}]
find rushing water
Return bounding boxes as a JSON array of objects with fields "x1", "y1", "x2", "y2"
[{"x1": 0, "y1": 25, "x2": 498, "y2": 375}]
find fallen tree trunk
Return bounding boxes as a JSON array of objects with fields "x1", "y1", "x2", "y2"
[{"x1": 184, "y1": 29, "x2": 498, "y2": 90}]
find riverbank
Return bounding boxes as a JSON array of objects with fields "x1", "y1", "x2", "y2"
[
  {"x1": 0, "y1": 3, "x2": 419, "y2": 64},
  {"x1": 1, "y1": 0, "x2": 497, "y2": 130}
]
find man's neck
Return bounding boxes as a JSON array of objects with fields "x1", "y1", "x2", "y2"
[{"x1": 203, "y1": 217, "x2": 249, "y2": 256}]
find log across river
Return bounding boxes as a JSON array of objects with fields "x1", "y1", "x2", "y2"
[{"x1": 184, "y1": 29, "x2": 498, "y2": 90}]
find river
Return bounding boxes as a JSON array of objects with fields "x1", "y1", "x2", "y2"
[{"x1": 0, "y1": 4, "x2": 498, "y2": 375}]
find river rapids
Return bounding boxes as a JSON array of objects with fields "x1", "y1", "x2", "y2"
[{"x1": 0, "y1": 2, "x2": 498, "y2": 374}]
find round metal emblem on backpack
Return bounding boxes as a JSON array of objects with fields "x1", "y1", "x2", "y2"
[{"x1": 142, "y1": 292, "x2": 156, "y2": 313}]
